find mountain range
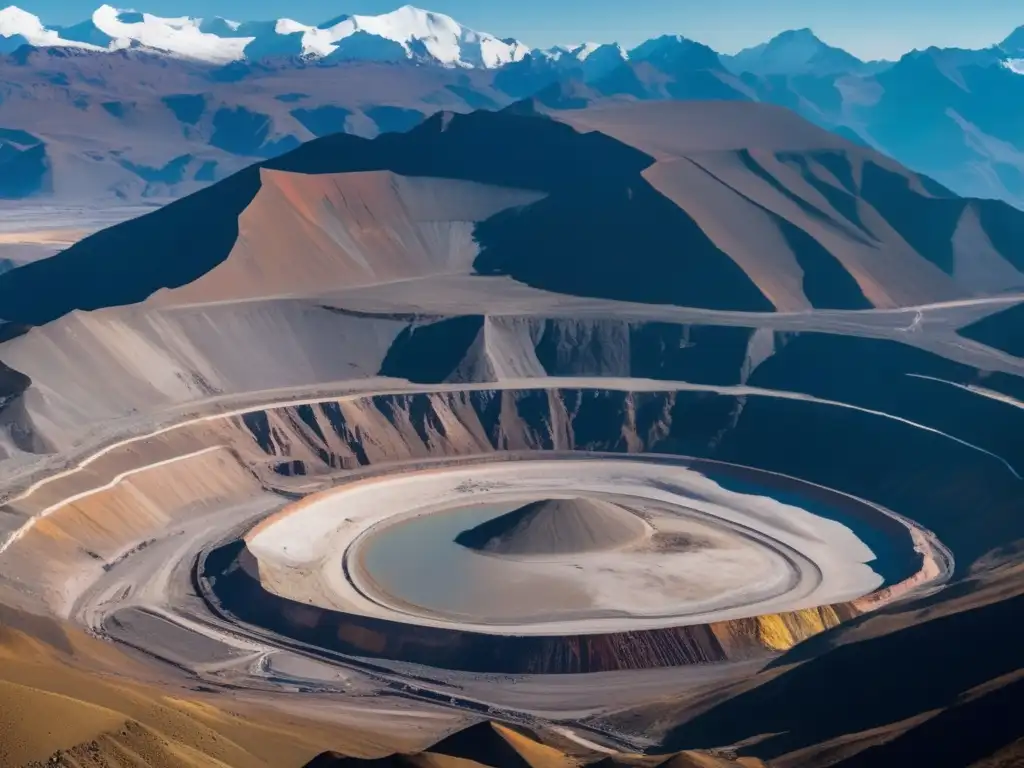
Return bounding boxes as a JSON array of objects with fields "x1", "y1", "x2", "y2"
[
  {"x1": 1, "y1": 4, "x2": 533, "y2": 66},
  {"x1": 5, "y1": 4, "x2": 1024, "y2": 210},
  {"x1": 3, "y1": 4, "x2": 1022, "y2": 72}
]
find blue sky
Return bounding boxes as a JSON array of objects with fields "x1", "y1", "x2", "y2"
[{"x1": 27, "y1": 0, "x2": 1024, "y2": 58}]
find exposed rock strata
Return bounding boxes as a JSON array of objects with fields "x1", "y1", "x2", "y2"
[{"x1": 0, "y1": 379, "x2": 983, "y2": 616}]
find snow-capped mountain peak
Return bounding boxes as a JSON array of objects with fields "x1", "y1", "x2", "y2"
[
  {"x1": 293, "y1": 5, "x2": 529, "y2": 67},
  {"x1": 85, "y1": 4, "x2": 252, "y2": 62},
  {"x1": 0, "y1": 5, "x2": 103, "y2": 51}
]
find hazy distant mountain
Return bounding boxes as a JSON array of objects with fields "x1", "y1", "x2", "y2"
[
  {"x1": 724, "y1": 28, "x2": 881, "y2": 76},
  {"x1": 0, "y1": 47, "x2": 513, "y2": 199},
  {"x1": 629, "y1": 34, "x2": 723, "y2": 71},
  {"x1": 585, "y1": 35, "x2": 752, "y2": 101},
  {"x1": 493, "y1": 42, "x2": 627, "y2": 98},
  {"x1": 849, "y1": 48, "x2": 1024, "y2": 202},
  {"x1": 538, "y1": 42, "x2": 628, "y2": 81},
  {"x1": 999, "y1": 25, "x2": 1024, "y2": 55}
]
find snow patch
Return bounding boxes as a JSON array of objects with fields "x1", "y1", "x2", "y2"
[
  {"x1": 0, "y1": 5, "x2": 104, "y2": 50},
  {"x1": 90, "y1": 4, "x2": 253, "y2": 63},
  {"x1": 1002, "y1": 58, "x2": 1024, "y2": 75}
]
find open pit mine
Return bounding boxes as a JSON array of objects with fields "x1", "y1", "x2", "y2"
[{"x1": 0, "y1": 100, "x2": 1022, "y2": 767}]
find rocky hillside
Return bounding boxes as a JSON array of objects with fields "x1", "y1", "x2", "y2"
[{"x1": 3, "y1": 101, "x2": 1023, "y2": 331}]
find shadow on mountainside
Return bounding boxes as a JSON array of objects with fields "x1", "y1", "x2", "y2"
[
  {"x1": 472, "y1": 174, "x2": 773, "y2": 311},
  {"x1": 959, "y1": 301, "x2": 1024, "y2": 358},
  {"x1": 0, "y1": 109, "x2": 653, "y2": 326},
  {"x1": 4, "y1": 102, "x2": 1024, "y2": 328},
  {"x1": 299, "y1": 720, "x2": 767, "y2": 768},
  {"x1": 660, "y1": 590, "x2": 1024, "y2": 762}
]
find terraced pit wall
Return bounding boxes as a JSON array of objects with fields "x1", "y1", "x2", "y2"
[{"x1": 239, "y1": 386, "x2": 1014, "y2": 571}]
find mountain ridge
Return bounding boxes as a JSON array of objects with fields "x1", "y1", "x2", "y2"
[
  {"x1": 723, "y1": 28, "x2": 878, "y2": 77},
  {"x1": 4, "y1": 99, "x2": 1024, "y2": 330},
  {"x1": 5, "y1": 2, "x2": 1024, "y2": 70}
]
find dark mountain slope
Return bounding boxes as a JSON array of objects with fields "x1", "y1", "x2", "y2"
[{"x1": 4, "y1": 101, "x2": 1024, "y2": 327}]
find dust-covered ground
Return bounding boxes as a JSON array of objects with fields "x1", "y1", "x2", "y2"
[{"x1": 0, "y1": 202, "x2": 163, "y2": 264}]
